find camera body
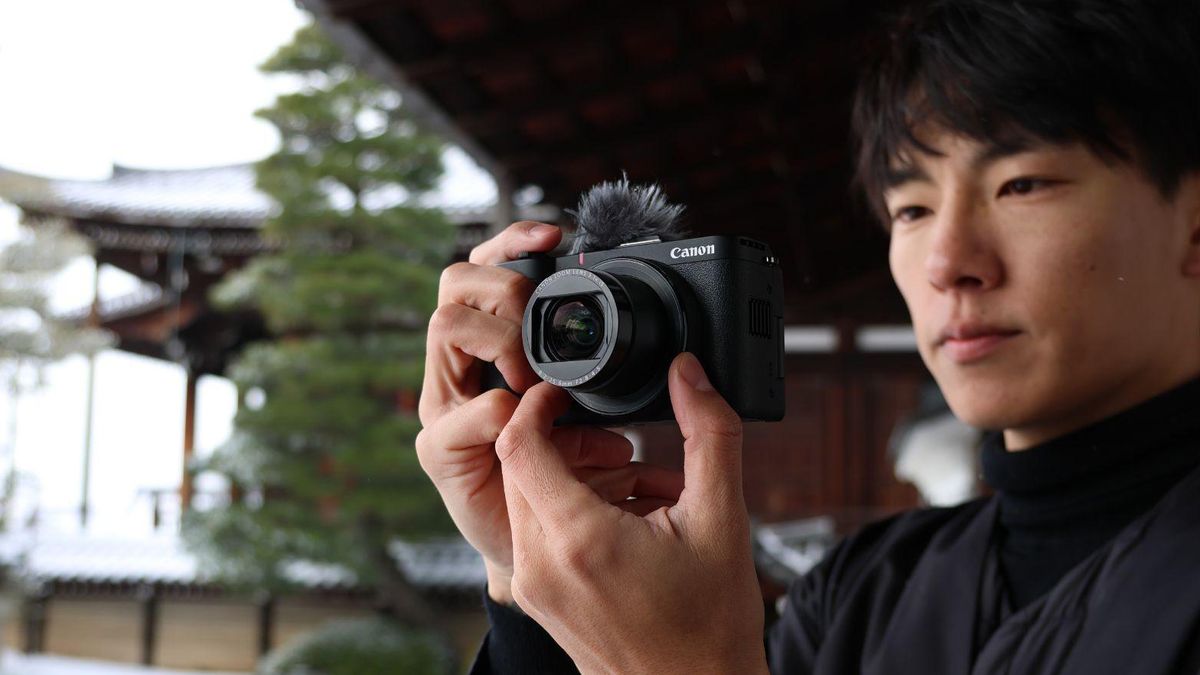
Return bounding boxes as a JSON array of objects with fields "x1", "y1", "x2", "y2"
[{"x1": 497, "y1": 234, "x2": 785, "y2": 425}]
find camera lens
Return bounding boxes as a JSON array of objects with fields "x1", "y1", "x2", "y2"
[
  {"x1": 547, "y1": 297, "x2": 603, "y2": 360},
  {"x1": 522, "y1": 260, "x2": 690, "y2": 419}
]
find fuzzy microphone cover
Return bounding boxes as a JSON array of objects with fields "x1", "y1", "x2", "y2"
[{"x1": 565, "y1": 175, "x2": 688, "y2": 254}]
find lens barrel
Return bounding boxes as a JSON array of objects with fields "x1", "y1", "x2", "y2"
[{"x1": 522, "y1": 258, "x2": 688, "y2": 417}]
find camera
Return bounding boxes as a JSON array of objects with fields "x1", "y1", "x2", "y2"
[{"x1": 496, "y1": 235, "x2": 785, "y2": 425}]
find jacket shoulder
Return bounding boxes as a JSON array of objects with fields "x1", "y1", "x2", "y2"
[{"x1": 768, "y1": 498, "x2": 992, "y2": 671}]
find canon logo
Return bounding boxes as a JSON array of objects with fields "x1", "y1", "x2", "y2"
[{"x1": 669, "y1": 244, "x2": 716, "y2": 259}]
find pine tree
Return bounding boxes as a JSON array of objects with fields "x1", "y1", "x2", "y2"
[{"x1": 183, "y1": 22, "x2": 457, "y2": 625}]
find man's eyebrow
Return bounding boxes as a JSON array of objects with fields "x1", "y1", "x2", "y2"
[
  {"x1": 884, "y1": 136, "x2": 1046, "y2": 191},
  {"x1": 971, "y1": 136, "x2": 1039, "y2": 169},
  {"x1": 883, "y1": 164, "x2": 930, "y2": 191}
]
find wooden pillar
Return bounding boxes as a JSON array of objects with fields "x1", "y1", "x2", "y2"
[
  {"x1": 20, "y1": 590, "x2": 48, "y2": 654},
  {"x1": 80, "y1": 259, "x2": 102, "y2": 529},
  {"x1": 256, "y1": 592, "x2": 276, "y2": 656},
  {"x1": 180, "y1": 371, "x2": 197, "y2": 512},
  {"x1": 138, "y1": 583, "x2": 159, "y2": 666}
]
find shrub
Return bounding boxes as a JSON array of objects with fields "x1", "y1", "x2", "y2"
[{"x1": 259, "y1": 617, "x2": 455, "y2": 675}]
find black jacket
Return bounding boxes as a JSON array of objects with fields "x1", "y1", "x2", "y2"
[{"x1": 768, "y1": 469, "x2": 1200, "y2": 673}]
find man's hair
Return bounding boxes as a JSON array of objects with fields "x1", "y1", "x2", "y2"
[{"x1": 852, "y1": 0, "x2": 1200, "y2": 226}]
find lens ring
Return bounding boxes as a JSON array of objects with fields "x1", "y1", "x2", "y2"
[{"x1": 546, "y1": 297, "x2": 604, "y2": 361}]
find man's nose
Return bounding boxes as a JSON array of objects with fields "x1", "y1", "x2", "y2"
[{"x1": 924, "y1": 198, "x2": 1003, "y2": 292}]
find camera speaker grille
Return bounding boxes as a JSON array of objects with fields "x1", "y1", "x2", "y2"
[{"x1": 749, "y1": 298, "x2": 773, "y2": 339}]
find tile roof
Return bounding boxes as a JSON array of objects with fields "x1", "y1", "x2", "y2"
[
  {"x1": 0, "y1": 531, "x2": 486, "y2": 594},
  {"x1": 0, "y1": 164, "x2": 558, "y2": 230}
]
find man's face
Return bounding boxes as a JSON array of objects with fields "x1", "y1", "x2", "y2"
[{"x1": 885, "y1": 129, "x2": 1200, "y2": 450}]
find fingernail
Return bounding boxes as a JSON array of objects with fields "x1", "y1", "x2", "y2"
[
  {"x1": 530, "y1": 224, "x2": 557, "y2": 236},
  {"x1": 678, "y1": 352, "x2": 713, "y2": 391}
]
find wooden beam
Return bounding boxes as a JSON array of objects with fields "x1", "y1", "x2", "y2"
[{"x1": 181, "y1": 371, "x2": 198, "y2": 513}]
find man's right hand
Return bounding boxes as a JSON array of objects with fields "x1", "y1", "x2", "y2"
[{"x1": 416, "y1": 221, "x2": 684, "y2": 604}]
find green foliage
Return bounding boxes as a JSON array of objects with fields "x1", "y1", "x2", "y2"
[
  {"x1": 258, "y1": 617, "x2": 455, "y2": 675},
  {"x1": 184, "y1": 20, "x2": 456, "y2": 601}
]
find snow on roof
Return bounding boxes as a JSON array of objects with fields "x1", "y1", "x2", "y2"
[
  {"x1": 0, "y1": 530, "x2": 485, "y2": 593},
  {"x1": 0, "y1": 519, "x2": 833, "y2": 594},
  {"x1": 1, "y1": 164, "x2": 273, "y2": 228},
  {"x1": 0, "y1": 164, "x2": 558, "y2": 230}
]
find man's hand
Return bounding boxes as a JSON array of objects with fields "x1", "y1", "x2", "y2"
[
  {"x1": 497, "y1": 353, "x2": 768, "y2": 674},
  {"x1": 416, "y1": 221, "x2": 684, "y2": 605}
]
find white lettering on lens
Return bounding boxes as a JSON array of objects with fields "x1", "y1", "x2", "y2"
[{"x1": 669, "y1": 244, "x2": 716, "y2": 259}]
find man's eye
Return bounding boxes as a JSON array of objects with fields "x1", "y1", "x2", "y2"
[
  {"x1": 998, "y1": 177, "x2": 1052, "y2": 197},
  {"x1": 891, "y1": 205, "x2": 931, "y2": 224}
]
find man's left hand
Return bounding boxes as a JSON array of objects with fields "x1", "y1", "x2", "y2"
[{"x1": 496, "y1": 352, "x2": 768, "y2": 674}]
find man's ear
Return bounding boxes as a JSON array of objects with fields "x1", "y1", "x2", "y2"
[{"x1": 1182, "y1": 172, "x2": 1200, "y2": 278}]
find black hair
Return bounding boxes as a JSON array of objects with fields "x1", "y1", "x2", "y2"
[{"x1": 852, "y1": 0, "x2": 1200, "y2": 226}]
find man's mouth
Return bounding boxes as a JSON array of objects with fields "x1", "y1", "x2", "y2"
[{"x1": 937, "y1": 324, "x2": 1022, "y2": 364}]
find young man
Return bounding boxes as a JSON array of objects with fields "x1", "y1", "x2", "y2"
[{"x1": 417, "y1": 0, "x2": 1200, "y2": 672}]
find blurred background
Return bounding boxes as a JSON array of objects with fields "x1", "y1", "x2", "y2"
[{"x1": 0, "y1": 1, "x2": 982, "y2": 673}]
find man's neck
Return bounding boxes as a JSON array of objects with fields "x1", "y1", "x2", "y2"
[{"x1": 1003, "y1": 366, "x2": 1200, "y2": 451}]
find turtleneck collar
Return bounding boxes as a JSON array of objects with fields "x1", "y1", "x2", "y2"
[{"x1": 981, "y1": 375, "x2": 1200, "y2": 529}]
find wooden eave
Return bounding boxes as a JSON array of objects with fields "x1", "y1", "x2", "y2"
[{"x1": 300, "y1": 0, "x2": 909, "y2": 324}]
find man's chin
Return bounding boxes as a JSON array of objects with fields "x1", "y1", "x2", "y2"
[{"x1": 937, "y1": 376, "x2": 1037, "y2": 432}]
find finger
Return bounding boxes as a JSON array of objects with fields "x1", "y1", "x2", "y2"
[
  {"x1": 503, "y1": 459, "x2": 544, "y2": 563},
  {"x1": 575, "y1": 463, "x2": 685, "y2": 504},
  {"x1": 438, "y1": 262, "x2": 534, "y2": 324},
  {"x1": 469, "y1": 221, "x2": 562, "y2": 265},
  {"x1": 550, "y1": 427, "x2": 634, "y2": 469},
  {"x1": 617, "y1": 497, "x2": 678, "y2": 517},
  {"x1": 421, "y1": 304, "x2": 539, "y2": 423},
  {"x1": 416, "y1": 389, "x2": 518, "y2": 481},
  {"x1": 668, "y1": 352, "x2": 746, "y2": 523},
  {"x1": 495, "y1": 383, "x2": 607, "y2": 534}
]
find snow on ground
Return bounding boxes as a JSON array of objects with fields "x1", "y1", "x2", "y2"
[{"x1": 1, "y1": 651, "x2": 249, "y2": 675}]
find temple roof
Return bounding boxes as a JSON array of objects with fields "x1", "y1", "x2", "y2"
[
  {"x1": 0, "y1": 163, "x2": 556, "y2": 233},
  {"x1": 0, "y1": 164, "x2": 273, "y2": 229}
]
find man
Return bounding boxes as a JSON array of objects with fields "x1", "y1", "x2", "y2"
[{"x1": 416, "y1": 0, "x2": 1200, "y2": 672}]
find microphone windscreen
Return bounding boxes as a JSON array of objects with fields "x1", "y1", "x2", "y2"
[{"x1": 566, "y1": 175, "x2": 688, "y2": 254}]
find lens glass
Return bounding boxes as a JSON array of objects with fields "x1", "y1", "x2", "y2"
[{"x1": 546, "y1": 297, "x2": 604, "y2": 360}]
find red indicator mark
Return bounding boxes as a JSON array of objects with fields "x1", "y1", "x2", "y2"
[{"x1": 578, "y1": 252, "x2": 584, "y2": 266}]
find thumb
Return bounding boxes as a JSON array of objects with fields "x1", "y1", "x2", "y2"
[{"x1": 668, "y1": 352, "x2": 745, "y2": 524}]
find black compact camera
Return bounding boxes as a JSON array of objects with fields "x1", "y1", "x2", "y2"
[{"x1": 496, "y1": 234, "x2": 785, "y2": 425}]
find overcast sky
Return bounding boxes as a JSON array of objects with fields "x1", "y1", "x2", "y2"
[{"x1": 0, "y1": 0, "x2": 496, "y2": 536}]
